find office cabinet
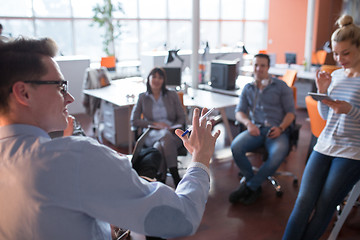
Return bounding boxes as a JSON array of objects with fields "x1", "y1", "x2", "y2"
[
  {"x1": 294, "y1": 79, "x2": 316, "y2": 108},
  {"x1": 55, "y1": 56, "x2": 90, "y2": 114},
  {"x1": 101, "y1": 101, "x2": 131, "y2": 147}
]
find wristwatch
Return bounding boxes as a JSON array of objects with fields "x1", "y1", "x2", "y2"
[{"x1": 278, "y1": 126, "x2": 285, "y2": 132}]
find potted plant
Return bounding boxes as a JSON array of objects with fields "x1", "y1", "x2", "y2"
[{"x1": 91, "y1": 0, "x2": 124, "y2": 57}]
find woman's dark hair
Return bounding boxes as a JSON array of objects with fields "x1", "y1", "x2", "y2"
[{"x1": 146, "y1": 67, "x2": 168, "y2": 95}]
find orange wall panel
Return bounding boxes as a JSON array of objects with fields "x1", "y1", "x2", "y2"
[
  {"x1": 268, "y1": 0, "x2": 308, "y2": 64},
  {"x1": 267, "y1": 0, "x2": 343, "y2": 65}
]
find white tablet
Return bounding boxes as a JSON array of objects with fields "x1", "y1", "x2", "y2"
[{"x1": 308, "y1": 92, "x2": 334, "y2": 101}]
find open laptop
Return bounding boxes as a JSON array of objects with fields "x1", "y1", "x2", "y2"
[{"x1": 130, "y1": 128, "x2": 151, "y2": 164}]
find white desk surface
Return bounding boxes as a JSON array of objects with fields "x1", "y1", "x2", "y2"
[
  {"x1": 184, "y1": 88, "x2": 239, "y2": 109},
  {"x1": 241, "y1": 64, "x2": 317, "y2": 80},
  {"x1": 82, "y1": 77, "x2": 146, "y2": 107},
  {"x1": 83, "y1": 77, "x2": 240, "y2": 110},
  {"x1": 182, "y1": 88, "x2": 239, "y2": 143},
  {"x1": 198, "y1": 75, "x2": 253, "y2": 97},
  {"x1": 83, "y1": 77, "x2": 240, "y2": 144}
]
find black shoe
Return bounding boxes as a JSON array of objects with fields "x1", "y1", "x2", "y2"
[
  {"x1": 229, "y1": 182, "x2": 249, "y2": 203},
  {"x1": 240, "y1": 186, "x2": 262, "y2": 205}
]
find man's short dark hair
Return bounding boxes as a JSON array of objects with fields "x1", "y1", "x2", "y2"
[
  {"x1": 0, "y1": 24, "x2": 3, "y2": 30},
  {"x1": 254, "y1": 53, "x2": 270, "y2": 67},
  {"x1": 0, "y1": 37, "x2": 58, "y2": 114}
]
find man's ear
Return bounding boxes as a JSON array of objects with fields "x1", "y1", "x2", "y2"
[{"x1": 11, "y1": 81, "x2": 31, "y2": 106}]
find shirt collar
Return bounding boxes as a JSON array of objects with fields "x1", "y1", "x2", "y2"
[{"x1": 0, "y1": 124, "x2": 50, "y2": 140}]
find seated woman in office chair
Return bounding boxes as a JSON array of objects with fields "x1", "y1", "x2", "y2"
[{"x1": 130, "y1": 67, "x2": 186, "y2": 187}]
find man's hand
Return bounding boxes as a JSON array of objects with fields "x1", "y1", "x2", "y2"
[
  {"x1": 267, "y1": 126, "x2": 282, "y2": 139},
  {"x1": 175, "y1": 108, "x2": 221, "y2": 168},
  {"x1": 247, "y1": 122, "x2": 260, "y2": 136},
  {"x1": 63, "y1": 115, "x2": 75, "y2": 137}
]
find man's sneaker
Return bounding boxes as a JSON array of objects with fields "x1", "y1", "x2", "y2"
[
  {"x1": 229, "y1": 182, "x2": 249, "y2": 203},
  {"x1": 240, "y1": 186, "x2": 262, "y2": 205}
]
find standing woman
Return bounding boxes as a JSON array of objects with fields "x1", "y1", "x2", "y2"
[
  {"x1": 131, "y1": 67, "x2": 186, "y2": 187},
  {"x1": 283, "y1": 15, "x2": 360, "y2": 240}
]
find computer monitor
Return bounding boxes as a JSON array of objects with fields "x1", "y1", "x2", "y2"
[
  {"x1": 162, "y1": 67, "x2": 182, "y2": 88},
  {"x1": 285, "y1": 52, "x2": 297, "y2": 66},
  {"x1": 210, "y1": 60, "x2": 238, "y2": 90}
]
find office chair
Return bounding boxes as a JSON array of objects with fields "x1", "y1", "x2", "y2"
[
  {"x1": 280, "y1": 70, "x2": 298, "y2": 108},
  {"x1": 305, "y1": 64, "x2": 338, "y2": 159},
  {"x1": 132, "y1": 126, "x2": 187, "y2": 184},
  {"x1": 100, "y1": 56, "x2": 116, "y2": 71},
  {"x1": 311, "y1": 50, "x2": 327, "y2": 66},
  {"x1": 320, "y1": 65, "x2": 341, "y2": 74},
  {"x1": 328, "y1": 179, "x2": 360, "y2": 240},
  {"x1": 236, "y1": 121, "x2": 301, "y2": 197},
  {"x1": 305, "y1": 96, "x2": 326, "y2": 160},
  {"x1": 281, "y1": 69, "x2": 297, "y2": 87}
]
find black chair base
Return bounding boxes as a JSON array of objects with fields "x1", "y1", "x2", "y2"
[{"x1": 239, "y1": 165, "x2": 299, "y2": 197}]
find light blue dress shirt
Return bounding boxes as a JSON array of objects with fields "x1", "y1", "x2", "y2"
[{"x1": 0, "y1": 124, "x2": 210, "y2": 240}]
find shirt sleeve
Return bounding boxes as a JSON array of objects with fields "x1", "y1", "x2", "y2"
[
  {"x1": 235, "y1": 83, "x2": 252, "y2": 114},
  {"x1": 280, "y1": 82, "x2": 295, "y2": 114},
  {"x1": 130, "y1": 93, "x2": 152, "y2": 128},
  {"x1": 59, "y1": 138, "x2": 210, "y2": 238}
]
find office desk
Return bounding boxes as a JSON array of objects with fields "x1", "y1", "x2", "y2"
[
  {"x1": 184, "y1": 88, "x2": 239, "y2": 142},
  {"x1": 83, "y1": 77, "x2": 146, "y2": 153},
  {"x1": 83, "y1": 77, "x2": 240, "y2": 151},
  {"x1": 82, "y1": 77, "x2": 145, "y2": 106},
  {"x1": 241, "y1": 64, "x2": 317, "y2": 80}
]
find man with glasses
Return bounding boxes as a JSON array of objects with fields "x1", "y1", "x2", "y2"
[{"x1": 0, "y1": 37, "x2": 220, "y2": 240}]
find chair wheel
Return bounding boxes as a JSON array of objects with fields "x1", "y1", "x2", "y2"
[
  {"x1": 276, "y1": 191, "x2": 283, "y2": 197},
  {"x1": 293, "y1": 179, "x2": 298, "y2": 186}
]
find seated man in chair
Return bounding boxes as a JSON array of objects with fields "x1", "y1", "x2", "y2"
[{"x1": 229, "y1": 53, "x2": 295, "y2": 205}]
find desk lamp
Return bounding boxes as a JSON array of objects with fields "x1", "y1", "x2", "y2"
[
  {"x1": 164, "y1": 49, "x2": 185, "y2": 69},
  {"x1": 242, "y1": 45, "x2": 248, "y2": 54},
  {"x1": 236, "y1": 41, "x2": 248, "y2": 54}
]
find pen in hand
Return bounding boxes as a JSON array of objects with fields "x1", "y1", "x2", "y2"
[{"x1": 182, "y1": 107, "x2": 215, "y2": 136}]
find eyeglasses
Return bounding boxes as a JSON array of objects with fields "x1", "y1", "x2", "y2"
[{"x1": 22, "y1": 80, "x2": 68, "y2": 95}]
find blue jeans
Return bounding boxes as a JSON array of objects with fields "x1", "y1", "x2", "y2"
[
  {"x1": 231, "y1": 126, "x2": 290, "y2": 191},
  {"x1": 283, "y1": 151, "x2": 360, "y2": 240}
]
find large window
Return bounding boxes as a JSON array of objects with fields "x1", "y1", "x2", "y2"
[{"x1": 0, "y1": 0, "x2": 268, "y2": 62}]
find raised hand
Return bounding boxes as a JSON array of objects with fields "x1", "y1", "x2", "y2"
[
  {"x1": 315, "y1": 70, "x2": 332, "y2": 94},
  {"x1": 175, "y1": 108, "x2": 221, "y2": 167}
]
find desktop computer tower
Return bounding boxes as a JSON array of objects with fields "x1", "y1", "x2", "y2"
[{"x1": 210, "y1": 60, "x2": 238, "y2": 90}]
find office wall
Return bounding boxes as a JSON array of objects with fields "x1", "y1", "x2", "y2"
[
  {"x1": 267, "y1": 0, "x2": 308, "y2": 64},
  {"x1": 313, "y1": 0, "x2": 343, "y2": 65},
  {"x1": 267, "y1": 0, "x2": 343, "y2": 65}
]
